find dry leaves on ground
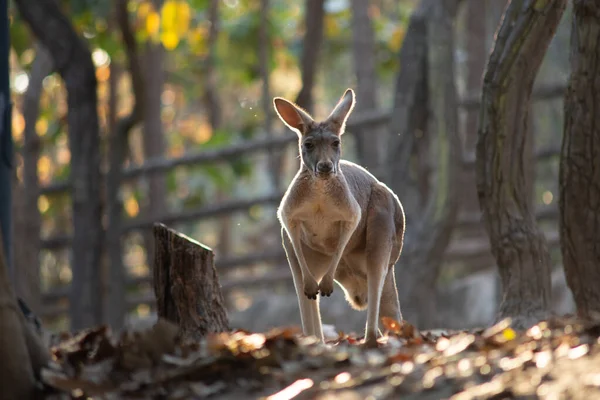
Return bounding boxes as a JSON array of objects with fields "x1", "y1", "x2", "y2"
[{"x1": 40, "y1": 315, "x2": 600, "y2": 399}]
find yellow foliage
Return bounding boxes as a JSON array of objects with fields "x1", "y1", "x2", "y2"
[
  {"x1": 193, "y1": 120, "x2": 213, "y2": 144},
  {"x1": 161, "y1": 31, "x2": 180, "y2": 50},
  {"x1": 188, "y1": 26, "x2": 208, "y2": 56},
  {"x1": 36, "y1": 118, "x2": 48, "y2": 136},
  {"x1": 38, "y1": 195, "x2": 50, "y2": 214},
  {"x1": 159, "y1": 0, "x2": 191, "y2": 50},
  {"x1": 161, "y1": 0, "x2": 178, "y2": 32},
  {"x1": 37, "y1": 155, "x2": 52, "y2": 184},
  {"x1": 12, "y1": 111, "x2": 24, "y2": 142},
  {"x1": 146, "y1": 11, "x2": 161, "y2": 38},
  {"x1": 96, "y1": 65, "x2": 111, "y2": 82},
  {"x1": 137, "y1": 2, "x2": 153, "y2": 19},
  {"x1": 175, "y1": 2, "x2": 190, "y2": 36},
  {"x1": 389, "y1": 26, "x2": 406, "y2": 52},
  {"x1": 125, "y1": 196, "x2": 140, "y2": 218},
  {"x1": 502, "y1": 328, "x2": 516, "y2": 341}
]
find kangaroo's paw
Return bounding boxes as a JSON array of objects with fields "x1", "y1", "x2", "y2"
[
  {"x1": 303, "y1": 277, "x2": 319, "y2": 300},
  {"x1": 318, "y1": 274, "x2": 335, "y2": 297}
]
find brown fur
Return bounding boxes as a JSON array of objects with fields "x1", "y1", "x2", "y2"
[{"x1": 274, "y1": 89, "x2": 405, "y2": 347}]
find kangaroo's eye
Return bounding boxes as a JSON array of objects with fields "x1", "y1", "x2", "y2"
[
  {"x1": 304, "y1": 142, "x2": 314, "y2": 151},
  {"x1": 332, "y1": 140, "x2": 340, "y2": 148}
]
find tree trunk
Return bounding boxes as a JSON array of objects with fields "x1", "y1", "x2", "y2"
[
  {"x1": 105, "y1": 0, "x2": 145, "y2": 330},
  {"x1": 153, "y1": 223, "x2": 229, "y2": 341},
  {"x1": 204, "y1": 0, "x2": 221, "y2": 130},
  {"x1": 295, "y1": 0, "x2": 325, "y2": 113},
  {"x1": 476, "y1": 0, "x2": 567, "y2": 329},
  {"x1": 559, "y1": 0, "x2": 600, "y2": 320},
  {"x1": 13, "y1": 44, "x2": 53, "y2": 315},
  {"x1": 142, "y1": 0, "x2": 167, "y2": 266},
  {"x1": 386, "y1": 1, "x2": 429, "y2": 216},
  {"x1": 0, "y1": 230, "x2": 37, "y2": 400},
  {"x1": 391, "y1": 0, "x2": 462, "y2": 330},
  {"x1": 350, "y1": 0, "x2": 384, "y2": 176},
  {"x1": 259, "y1": 0, "x2": 281, "y2": 192},
  {"x1": 15, "y1": 0, "x2": 104, "y2": 330}
]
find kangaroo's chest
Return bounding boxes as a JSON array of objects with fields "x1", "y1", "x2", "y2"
[{"x1": 296, "y1": 196, "x2": 346, "y2": 254}]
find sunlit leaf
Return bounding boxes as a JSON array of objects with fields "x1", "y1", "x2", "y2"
[
  {"x1": 161, "y1": 0, "x2": 178, "y2": 32},
  {"x1": 502, "y1": 328, "x2": 517, "y2": 341},
  {"x1": 146, "y1": 11, "x2": 161, "y2": 38},
  {"x1": 137, "y1": 2, "x2": 153, "y2": 19},
  {"x1": 37, "y1": 155, "x2": 53, "y2": 184},
  {"x1": 161, "y1": 31, "x2": 180, "y2": 50},
  {"x1": 124, "y1": 196, "x2": 140, "y2": 218},
  {"x1": 175, "y1": 1, "x2": 191, "y2": 36},
  {"x1": 38, "y1": 195, "x2": 50, "y2": 214},
  {"x1": 389, "y1": 26, "x2": 406, "y2": 52}
]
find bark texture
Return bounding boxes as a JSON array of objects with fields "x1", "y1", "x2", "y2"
[
  {"x1": 105, "y1": 0, "x2": 145, "y2": 330},
  {"x1": 153, "y1": 224, "x2": 229, "y2": 340},
  {"x1": 15, "y1": 0, "x2": 104, "y2": 330},
  {"x1": 476, "y1": 0, "x2": 567, "y2": 329},
  {"x1": 295, "y1": 0, "x2": 325, "y2": 113},
  {"x1": 390, "y1": 0, "x2": 463, "y2": 329},
  {"x1": 559, "y1": 0, "x2": 600, "y2": 320}
]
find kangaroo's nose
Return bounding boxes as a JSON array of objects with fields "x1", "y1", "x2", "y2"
[{"x1": 317, "y1": 161, "x2": 334, "y2": 174}]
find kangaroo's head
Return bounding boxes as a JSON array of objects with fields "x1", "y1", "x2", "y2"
[{"x1": 273, "y1": 88, "x2": 356, "y2": 180}]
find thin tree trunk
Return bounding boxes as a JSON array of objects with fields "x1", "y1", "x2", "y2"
[
  {"x1": 350, "y1": 0, "x2": 383, "y2": 175},
  {"x1": 259, "y1": 0, "x2": 280, "y2": 191},
  {"x1": 13, "y1": 44, "x2": 53, "y2": 315},
  {"x1": 476, "y1": 0, "x2": 567, "y2": 329},
  {"x1": 387, "y1": 1, "x2": 429, "y2": 216},
  {"x1": 15, "y1": 0, "x2": 105, "y2": 330},
  {"x1": 464, "y1": 0, "x2": 486, "y2": 151},
  {"x1": 295, "y1": 0, "x2": 325, "y2": 113},
  {"x1": 202, "y1": 0, "x2": 232, "y2": 259},
  {"x1": 204, "y1": 0, "x2": 221, "y2": 130},
  {"x1": 392, "y1": 0, "x2": 462, "y2": 329},
  {"x1": 142, "y1": 0, "x2": 167, "y2": 264},
  {"x1": 559, "y1": 0, "x2": 600, "y2": 320},
  {"x1": 105, "y1": 0, "x2": 145, "y2": 330}
]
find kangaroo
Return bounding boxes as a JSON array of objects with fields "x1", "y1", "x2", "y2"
[{"x1": 274, "y1": 88, "x2": 405, "y2": 348}]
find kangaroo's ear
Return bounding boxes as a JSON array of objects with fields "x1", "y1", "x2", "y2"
[
  {"x1": 325, "y1": 88, "x2": 355, "y2": 135},
  {"x1": 273, "y1": 97, "x2": 315, "y2": 136}
]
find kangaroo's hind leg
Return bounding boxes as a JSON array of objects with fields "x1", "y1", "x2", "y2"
[
  {"x1": 379, "y1": 265, "x2": 402, "y2": 323},
  {"x1": 364, "y1": 208, "x2": 395, "y2": 348}
]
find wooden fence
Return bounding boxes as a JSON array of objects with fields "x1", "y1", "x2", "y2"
[{"x1": 36, "y1": 84, "x2": 566, "y2": 325}]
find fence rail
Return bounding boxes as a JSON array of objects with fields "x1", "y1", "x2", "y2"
[{"x1": 34, "y1": 83, "x2": 567, "y2": 323}]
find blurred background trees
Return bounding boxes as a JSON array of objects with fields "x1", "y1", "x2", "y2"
[{"x1": 4, "y1": 0, "x2": 583, "y2": 334}]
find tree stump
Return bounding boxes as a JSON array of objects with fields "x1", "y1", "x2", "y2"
[{"x1": 153, "y1": 223, "x2": 229, "y2": 341}]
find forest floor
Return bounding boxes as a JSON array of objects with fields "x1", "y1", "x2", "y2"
[{"x1": 41, "y1": 316, "x2": 600, "y2": 400}]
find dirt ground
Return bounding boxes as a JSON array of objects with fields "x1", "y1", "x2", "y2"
[{"x1": 39, "y1": 315, "x2": 600, "y2": 399}]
